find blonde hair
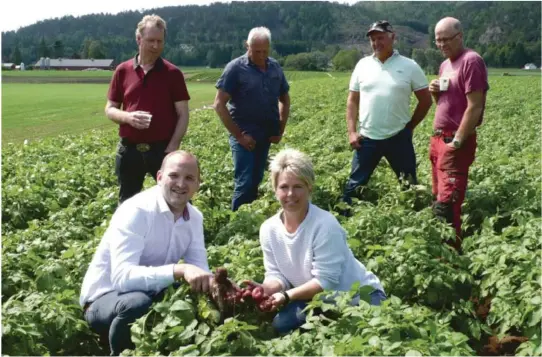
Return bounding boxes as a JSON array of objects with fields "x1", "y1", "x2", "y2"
[
  {"x1": 135, "y1": 14, "x2": 167, "y2": 39},
  {"x1": 270, "y1": 149, "x2": 315, "y2": 190}
]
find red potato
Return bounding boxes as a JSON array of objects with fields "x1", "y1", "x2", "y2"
[{"x1": 252, "y1": 287, "x2": 264, "y2": 302}]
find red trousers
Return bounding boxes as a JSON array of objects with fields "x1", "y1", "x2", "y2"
[{"x1": 429, "y1": 131, "x2": 477, "y2": 247}]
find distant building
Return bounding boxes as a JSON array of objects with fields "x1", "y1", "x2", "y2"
[
  {"x1": 33, "y1": 58, "x2": 115, "y2": 70},
  {"x1": 524, "y1": 63, "x2": 537, "y2": 70},
  {"x1": 2, "y1": 63, "x2": 16, "y2": 70}
]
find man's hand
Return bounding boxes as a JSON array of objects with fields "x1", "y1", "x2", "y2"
[
  {"x1": 445, "y1": 142, "x2": 459, "y2": 150},
  {"x1": 429, "y1": 79, "x2": 440, "y2": 93},
  {"x1": 237, "y1": 133, "x2": 257, "y2": 151},
  {"x1": 241, "y1": 280, "x2": 262, "y2": 289},
  {"x1": 269, "y1": 135, "x2": 282, "y2": 144},
  {"x1": 126, "y1": 111, "x2": 152, "y2": 130},
  {"x1": 180, "y1": 265, "x2": 213, "y2": 293},
  {"x1": 349, "y1": 132, "x2": 362, "y2": 150}
]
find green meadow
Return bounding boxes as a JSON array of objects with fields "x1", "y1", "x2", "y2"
[{"x1": 1, "y1": 82, "x2": 217, "y2": 143}]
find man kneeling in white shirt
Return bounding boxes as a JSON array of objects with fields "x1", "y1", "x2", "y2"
[{"x1": 80, "y1": 150, "x2": 213, "y2": 355}]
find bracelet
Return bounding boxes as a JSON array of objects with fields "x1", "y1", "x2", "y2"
[{"x1": 282, "y1": 291, "x2": 291, "y2": 305}]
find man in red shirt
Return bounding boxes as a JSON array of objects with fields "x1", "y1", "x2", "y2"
[
  {"x1": 429, "y1": 17, "x2": 489, "y2": 250},
  {"x1": 105, "y1": 14, "x2": 190, "y2": 203}
]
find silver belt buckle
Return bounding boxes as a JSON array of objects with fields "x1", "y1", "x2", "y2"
[{"x1": 136, "y1": 143, "x2": 150, "y2": 152}]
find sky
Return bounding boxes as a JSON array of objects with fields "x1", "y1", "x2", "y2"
[{"x1": 1, "y1": 0, "x2": 358, "y2": 33}]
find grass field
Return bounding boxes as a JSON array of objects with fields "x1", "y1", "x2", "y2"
[
  {"x1": 1, "y1": 82, "x2": 217, "y2": 143},
  {"x1": 1, "y1": 67, "x2": 211, "y2": 78},
  {"x1": 2, "y1": 66, "x2": 538, "y2": 144}
]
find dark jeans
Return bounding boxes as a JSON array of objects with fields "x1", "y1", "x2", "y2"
[
  {"x1": 272, "y1": 289, "x2": 387, "y2": 334},
  {"x1": 229, "y1": 135, "x2": 271, "y2": 211},
  {"x1": 84, "y1": 290, "x2": 164, "y2": 356},
  {"x1": 115, "y1": 139, "x2": 168, "y2": 203},
  {"x1": 343, "y1": 127, "x2": 417, "y2": 204}
]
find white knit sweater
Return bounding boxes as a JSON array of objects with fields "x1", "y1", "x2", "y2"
[{"x1": 259, "y1": 204, "x2": 384, "y2": 293}]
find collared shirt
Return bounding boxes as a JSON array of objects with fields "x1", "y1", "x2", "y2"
[
  {"x1": 107, "y1": 54, "x2": 191, "y2": 144},
  {"x1": 349, "y1": 50, "x2": 428, "y2": 140},
  {"x1": 79, "y1": 186, "x2": 209, "y2": 306},
  {"x1": 216, "y1": 54, "x2": 289, "y2": 141}
]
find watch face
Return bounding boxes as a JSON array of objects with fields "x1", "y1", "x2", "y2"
[{"x1": 453, "y1": 140, "x2": 461, "y2": 148}]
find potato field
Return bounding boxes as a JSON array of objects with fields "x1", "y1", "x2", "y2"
[{"x1": 1, "y1": 73, "x2": 540, "y2": 356}]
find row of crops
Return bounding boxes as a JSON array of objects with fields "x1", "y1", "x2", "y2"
[{"x1": 2, "y1": 75, "x2": 541, "y2": 355}]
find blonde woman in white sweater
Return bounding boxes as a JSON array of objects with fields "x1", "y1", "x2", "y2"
[{"x1": 250, "y1": 148, "x2": 385, "y2": 334}]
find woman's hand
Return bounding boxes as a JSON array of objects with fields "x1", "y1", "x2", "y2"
[{"x1": 270, "y1": 292, "x2": 287, "y2": 311}]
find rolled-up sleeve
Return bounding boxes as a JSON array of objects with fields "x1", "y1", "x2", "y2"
[
  {"x1": 310, "y1": 226, "x2": 348, "y2": 290},
  {"x1": 109, "y1": 206, "x2": 175, "y2": 293},
  {"x1": 260, "y1": 224, "x2": 290, "y2": 290}
]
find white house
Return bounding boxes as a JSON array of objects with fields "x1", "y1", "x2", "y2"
[{"x1": 524, "y1": 63, "x2": 537, "y2": 70}]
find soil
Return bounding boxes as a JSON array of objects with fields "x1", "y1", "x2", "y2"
[
  {"x1": 470, "y1": 296, "x2": 492, "y2": 321},
  {"x1": 481, "y1": 335, "x2": 528, "y2": 355}
]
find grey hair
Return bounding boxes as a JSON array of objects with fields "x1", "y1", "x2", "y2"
[
  {"x1": 247, "y1": 27, "x2": 272, "y2": 45},
  {"x1": 270, "y1": 149, "x2": 315, "y2": 191},
  {"x1": 135, "y1": 14, "x2": 167, "y2": 39}
]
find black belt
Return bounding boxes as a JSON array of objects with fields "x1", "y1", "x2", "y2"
[{"x1": 120, "y1": 138, "x2": 168, "y2": 153}]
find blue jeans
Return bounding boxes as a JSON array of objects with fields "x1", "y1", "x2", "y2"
[
  {"x1": 272, "y1": 289, "x2": 387, "y2": 334},
  {"x1": 343, "y1": 127, "x2": 417, "y2": 204},
  {"x1": 229, "y1": 135, "x2": 271, "y2": 211},
  {"x1": 84, "y1": 290, "x2": 158, "y2": 356}
]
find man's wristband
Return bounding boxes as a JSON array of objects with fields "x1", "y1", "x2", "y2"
[{"x1": 282, "y1": 291, "x2": 291, "y2": 305}]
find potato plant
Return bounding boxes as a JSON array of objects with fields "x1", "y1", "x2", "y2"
[{"x1": 2, "y1": 75, "x2": 541, "y2": 356}]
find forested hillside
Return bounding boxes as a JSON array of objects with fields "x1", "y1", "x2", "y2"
[{"x1": 2, "y1": 1, "x2": 540, "y2": 69}]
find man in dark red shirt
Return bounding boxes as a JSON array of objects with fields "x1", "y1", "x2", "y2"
[
  {"x1": 105, "y1": 14, "x2": 190, "y2": 203},
  {"x1": 429, "y1": 17, "x2": 489, "y2": 250}
]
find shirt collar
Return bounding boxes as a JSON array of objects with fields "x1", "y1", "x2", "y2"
[
  {"x1": 372, "y1": 49, "x2": 400, "y2": 63},
  {"x1": 242, "y1": 53, "x2": 271, "y2": 68},
  {"x1": 133, "y1": 53, "x2": 165, "y2": 71},
  {"x1": 156, "y1": 186, "x2": 190, "y2": 221}
]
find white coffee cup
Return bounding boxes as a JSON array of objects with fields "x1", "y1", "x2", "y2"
[{"x1": 439, "y1": 77, "x2": 450, "y2": 91}]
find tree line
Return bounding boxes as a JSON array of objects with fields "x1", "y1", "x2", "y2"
[{"x1": 2, "y1": 1, "x2": 540, "y2": 71}]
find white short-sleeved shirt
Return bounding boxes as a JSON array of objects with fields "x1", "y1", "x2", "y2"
[{"x1": 349, "y1": 50, "x2": 428, "y2": 140}]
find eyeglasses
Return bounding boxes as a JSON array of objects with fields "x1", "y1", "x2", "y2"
[{"x1": 434, "y1": 32, "x2": 460, "y2": 45}]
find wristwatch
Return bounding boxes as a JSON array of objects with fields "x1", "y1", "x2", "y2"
[
  {"x1": 452, "y1": 138, "x2": 462, "y2": 149},
  {"x1": 281, "y1": 291, "x2": 291, "y2": 305}
]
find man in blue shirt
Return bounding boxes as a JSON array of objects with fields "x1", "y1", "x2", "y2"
[{"x1": 214, "y1": 27, "x2": 291, "y2": 211}]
